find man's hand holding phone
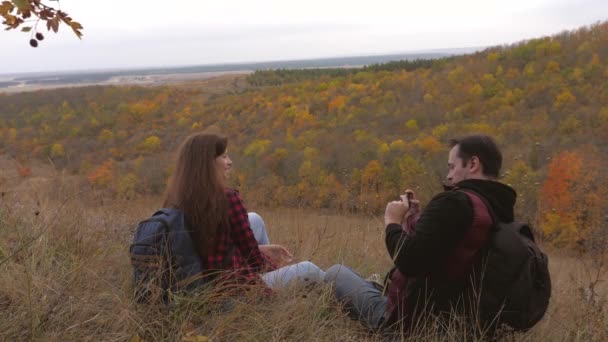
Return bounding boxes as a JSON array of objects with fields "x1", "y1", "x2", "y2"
[
  {"x1": 400, "y1": 189, "x2": 420, "y2": 219},
  {"x1": 385, "y1": 199, "x2": 409, "y2": 225}
]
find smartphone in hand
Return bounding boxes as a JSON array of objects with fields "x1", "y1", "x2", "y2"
[{"x1": 406, "y1": 192, "x2": 413, "y2": 208}]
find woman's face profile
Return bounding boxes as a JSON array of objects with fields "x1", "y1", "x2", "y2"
[{"x1": 215, "y1": 149, "x2": 232, "y2": 180}]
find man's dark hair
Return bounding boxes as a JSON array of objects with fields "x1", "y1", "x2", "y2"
[{"x1": 449, "y1": 135, "x2": 502, "y2": 178}]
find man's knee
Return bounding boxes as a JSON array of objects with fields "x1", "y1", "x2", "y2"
[
  {"x1": 324, "y1": 264, "x2": 349, "y2": 282},
  {"x1": 294, "y1": 261, "x2": 324, "y2": 282},
  {"x1": 296, "y1": 261, "x2": 316, "y2": 271}
]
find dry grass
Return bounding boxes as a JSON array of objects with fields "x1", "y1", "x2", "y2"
[{"x1": 0, "y1": 175, "x2": 606, "y2": 341}]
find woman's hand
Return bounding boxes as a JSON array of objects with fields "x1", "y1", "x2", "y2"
[{"x1": 259, "y1": 244, "x2": 294, "y2": 268}]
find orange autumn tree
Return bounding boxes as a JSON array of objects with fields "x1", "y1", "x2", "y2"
[
  {"x1": 87, "y1": 159, "x2": 114, "y2": 188},
  {"x1": 538, "y1": 150, "x2": 604, "y2": 248}
]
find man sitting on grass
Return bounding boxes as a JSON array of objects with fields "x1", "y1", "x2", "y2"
[{"x1": 324, "y1": 135, "x2": 546, "y2": 334}]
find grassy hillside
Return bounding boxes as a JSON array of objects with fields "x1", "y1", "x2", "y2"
[{"x1": 0, "y1": 174, "x2": 606, "y2": 341}]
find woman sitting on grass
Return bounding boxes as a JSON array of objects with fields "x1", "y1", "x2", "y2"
[{"x1": 159, "y1": 131, "x2": 324, "y2": 293}]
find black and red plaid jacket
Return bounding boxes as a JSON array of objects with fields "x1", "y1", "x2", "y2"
[{"x1": 202, "y1": 188, "x2": 276, "y2": 287}]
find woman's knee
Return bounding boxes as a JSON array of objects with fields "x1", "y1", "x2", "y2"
[
  {"x1": 247, "y1": 212, "x2": 269, "y2": 244},
  {"x1": 248, "y1": 212, "x2": 264, "y2": 227}
]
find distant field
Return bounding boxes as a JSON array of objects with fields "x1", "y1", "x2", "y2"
[
  {"x1": 0, "y1": 51, "x2": 455, "y2": 93},
  {"x1": 0, "y1": 70, "x2": 250, "y2": 93}
]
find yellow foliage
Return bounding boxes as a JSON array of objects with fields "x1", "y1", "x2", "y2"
[
  {"x1": 482, "y1": 73, "x2": 495, "y2": 83},
  {"x1": 414, "y1": 135, "x2": 442, "y2": 154},
  {"x1": 545, "y1": 61, "x2": 560, "y2": 73},
  {"x1": 503, "y1": 160, "x2": 535, "y2": 186},
  {"x1": 133, "y1": 156, "x2": 144, "y2": 171},
  {"x1": 541, "y1": 213, "x2": 579, "y2": 248},
  {"x1": 303, "y1": 147, "x2": 318, "y2": 160},
  {"x1": 599, "y1": 107, "x2": 608, "y2": 125},
  {"x1": 298, "y1": 160, "x2": 313, "y2": 179},
  {"x1": 117, "y1": 173, "x2": 138, "y2": 199},
  {"x1": 377, "y1": 143, "x2": 389, "y2": 156},
  {"x1": 576, "y1": 41, "x2": 591, "y2": 54},
  {"x1": 140, "y1": 135, "x2": 161, "y2": 153},
  {"x1": 505, "y1": 68, "x2": 520, "y2": 80},
  {"x1": 469, "y1": 84, "x2": 483, "y2": 98},
  {"x1": 463, "y1": 123, "x2": 498, "y2": 136},
  {"x1": 129, "y1": 100, "x2": 158, "y2": 119},
  {"x1": 283, "y1": 106, "x2": 297, "y2": 119},
  {"x1": 61, "y1": 112, "x2": 74, "y2": 121},
  {"x1": 272, "y1": 147, "x2": 289, "y2": 160},
  {"x1": 568, "y1": 68, "x2": 584, "y2": 83},
  {"x1": 361, "y1": 160, "x2": 382, "y2": 186},
  {"x1": 90, "y1": 117, "x2": 100, "y2": 127},
  {"x1": 177, "y1": 116, "x2": 189, "y2": 126},
  {"x1": 487, "y1": 52, "x2": 500, "y2": 62},
  {"x1": 558, "y1": 115, "x2": 582, "y2": 135},
  {"x1": 328, "y1": 95, "x2": 347, "y2": 113},
  {"x1": 98, "y1": 129, "x2": 114, "y2": 143},
  {"x1": 130, "y1": 334, "x2": 142, "y2": 342},
  {"x1": 495, "y1": 65, "x2": 503, "y2": 76},
  {"x1": 447, "y1": 65, "x2": 464, "y2": 83},
  {"x1": 423, "y1": 93, "x2": 433, "y2": 104},
  {"x1": 389, "y1": 139, "x2": 406, "y2": 151},
  {"x1": 8, "y1": 127, "x2": 17, "y2": 143},
  {"x1": 51, "y1": 143, "x2": 65, "y2": 158},
  {"x1": 431, "y1": 124, "x2": 448, "y2": 139},
  {"x1": 354, "y1": 130, "x2": 375, "y2": 143},
  {"x1": 294, "y1": 109, "x2": 317, "y2": 128},
  {"x1": 553, "y1": 90, "x2": 577, "y2": 110},
  {"x1": 523, "y1": 62, "x2": 535, "y2": 77},
  {"x1": 404, "y1": 119, "x2": 418, "y2": 131},
  {"x1": 244, "y1": 139, "x2": 271, "y2": 157}
]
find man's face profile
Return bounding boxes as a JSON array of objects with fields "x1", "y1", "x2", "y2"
[{"x1": 446, "y1": 145, "x2": 469, "y2": 186}]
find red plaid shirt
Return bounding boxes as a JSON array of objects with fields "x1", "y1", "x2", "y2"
[{"x1": 203, "y1": 189, "x2": 276, "y2": 287}]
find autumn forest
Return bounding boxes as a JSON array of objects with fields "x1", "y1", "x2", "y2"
[{"x1": 2, "y1": 21, "x2": 608, "y2": 251}]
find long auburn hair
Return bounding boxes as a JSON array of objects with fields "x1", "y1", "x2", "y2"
[{"x1": 163, "y1": 132, "x2": 229, "y2": 256}]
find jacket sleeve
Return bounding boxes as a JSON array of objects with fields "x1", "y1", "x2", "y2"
[
  {"x1": 385, "y1": 191, "x2": 473, "y2": 276},
  {"x1": 226, "y1": 190, "x2": 276, "y2": 272}
]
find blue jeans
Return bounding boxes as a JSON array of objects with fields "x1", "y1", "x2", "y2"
[
  {"x1": 247, "y1": 212, "x2": 326, "y2": 288},
  {"x1": 324, "y1": 264, "x2": 387, "y2": 330}
]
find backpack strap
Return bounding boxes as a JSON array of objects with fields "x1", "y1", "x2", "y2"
[
  {"x1": 457, "y1": 188, "x2": 536, "y2": 242},
  {"x1": 456, "y1": 188, "x2": 502, "y2": 230},
  {"x1": 434, "y1": 189, "x2": 494, "y2": 282}
]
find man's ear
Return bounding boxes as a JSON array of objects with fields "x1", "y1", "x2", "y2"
[{"x1": 469, "y1": 156, "x2": 482, "y2": 174}]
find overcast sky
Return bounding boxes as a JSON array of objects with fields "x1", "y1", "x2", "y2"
[{"x1": 2, "y1": 0, "x2": 607, "y2": 74}]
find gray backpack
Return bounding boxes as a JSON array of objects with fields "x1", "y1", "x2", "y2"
[{"x1": 129, "y1": 209, "x2": 209, "y2": 303}]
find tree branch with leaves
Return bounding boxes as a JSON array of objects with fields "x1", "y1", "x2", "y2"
[{"x1": 1, "y1": 0, "x2": 82, "y2": 47}]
